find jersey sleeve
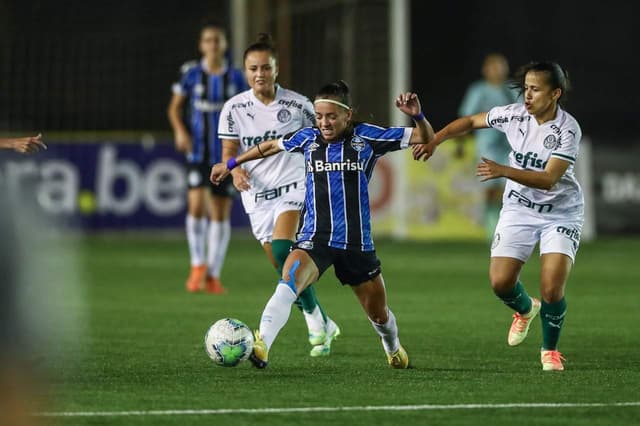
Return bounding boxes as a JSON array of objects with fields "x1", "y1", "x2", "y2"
[
  {"x1": 485, "y1": 104, "x2": 519, "y2": 133},
  {"x1": 278, "y1": 127, "x2": 315, "y2": 153},
  {"x1": 171, "y1": 61, "x2": 197, "y2": 95},
  {"x1": 551, "y1": 121, "x2": 582, "y2": 165},
  {"x1": 217, "y1": 101, "x2": 239, "y2": 141},
  {"x1": 356, "y1": 123, "x2": 413, "y2": 155}
]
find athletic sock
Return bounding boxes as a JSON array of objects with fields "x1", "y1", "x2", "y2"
[
  {"x1": 370, "y1": 309, "x2": 400, "y2": 354},
  {"x1": 541, "y1": 298, "x2": 567, "y2": 350},
  {"x1": 259, "y1": 283, "x2": 297, "y2": 349},
  {"x1": 495, "y1": 280, "x2": 533, "y2": 315},
  {"x1": 186, "y1": 215, "x2": 207, "y2": 266},
  {"x1": 206, "y1": 220, "x2": 230, "y2": 278}
]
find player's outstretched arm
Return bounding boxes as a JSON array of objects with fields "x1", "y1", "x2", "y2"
[
  {"x1": 0, "y1": 134, "x2": 46, "y2": 154},
  {"x1": 210, "y1": 139, "x2": 283, "y2": 185},
  {"x1": 477, "y1": 156, "x2": 570, "y2": 190},
  {"x1": 394, "y1": 92, "x2": 435, "y2": 145},
  {"x1": 412, "y1": 113, "x2": 488, "y2": 161}
]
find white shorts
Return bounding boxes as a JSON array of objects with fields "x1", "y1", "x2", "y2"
[
  {"x1": 490, "y1": 208, "x2": 583, "y2": 263},
  {"x1": 244, "y1": 183, "x2": 305, "y2": 244}
]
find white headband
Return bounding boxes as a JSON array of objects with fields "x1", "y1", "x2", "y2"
[{"x1": 313, "y1": 98, "x2": 351, "y2": 110}]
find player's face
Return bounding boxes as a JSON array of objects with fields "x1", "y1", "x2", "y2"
[
  {"x1": 244, "y1": 51, "x2": 278, "y2": 93},
  {"x1": 199, "y1": 28, "x2": 227, "y2": 60},
  {"x1": 523, "y1": 71, "x2": 561, "y2": 117},
  {"x1": 482, "y1": 55, "x2": 508, "y2": 84},
  {"x1": 314, "y1": 101, "x2": 352, "y2": 141}
]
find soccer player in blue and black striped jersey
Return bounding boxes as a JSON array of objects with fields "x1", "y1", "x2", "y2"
[
  {"x1": 211, "y1": 81, "x2": 434, "y2": 369},
  {"x1": 168, "y1": 21, "x2": 248, "y2": 294}
]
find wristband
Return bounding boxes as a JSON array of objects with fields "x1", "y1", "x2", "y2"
[
  {"x1": 226, "y1": 157, "x2": 238, "y2": 170},
  {"x1": 412, "y1": 112, "x2": 425, "y2": 121}
]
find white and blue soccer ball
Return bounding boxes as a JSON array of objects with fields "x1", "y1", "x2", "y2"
[{"x1": 204, "y1": 318, "x2": 254, "y2": 367}]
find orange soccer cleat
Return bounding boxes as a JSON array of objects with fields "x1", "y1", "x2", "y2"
[
  {"x1": 185, "y1": 265, "x2": 207, "y2": 292},
  {"x1": 205, "y1": 276, "x2": 227, "y2": 294}
]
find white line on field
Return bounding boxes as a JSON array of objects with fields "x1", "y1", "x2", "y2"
[{"x1": 35, "y1": 402, "x2": 640, "y2": 417}]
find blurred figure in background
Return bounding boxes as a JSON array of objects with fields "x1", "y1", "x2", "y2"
[
  {"x1": 0, "y1": 134, "x2": 46, "y2": 154},
  {"x1": 167, "y1": 20, "x2": 248, "y2": 293},
  {"x1": 458, "y1": 53, "x2": 518, "y2": 239}
]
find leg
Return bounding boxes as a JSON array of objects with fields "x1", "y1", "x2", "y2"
[
  {"x1": 351, "y1": 274, "x2": 408, "y2": 368},
  {"x1": 204, "y1": 193, "x2": 232, "y2": 294},
  {"x1": 490, "y1": 257, "x2": 541, "y2": 346},
  {"x1": 271, "y1": 210, "x2": 330, "y2": 345},
  {"x1": 539, "y1": 253, "x2": 572, "y2": 350},
  {"x1": 251, "y1": 249, "x2": 319, "y2": 368},
  {"x1": 185, "y1": 188, "x2": 207, "y2": 292}
]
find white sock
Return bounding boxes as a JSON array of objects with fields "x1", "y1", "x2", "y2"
[
  {"x1": 207, "y1": 220, "x2": 230, "y2": 278},
  {"x1": 303, "y1": 306, "x2": 326, "y2": 333},
  {"x1": 370, "y1": 309, "x2": 400, "y2": 354},
  {"x1": 186, "y1": 215, "x2": 207, "y2": 266},
  {"x1": 259, "y1": 283, "x2": 297, "y2": 349}
]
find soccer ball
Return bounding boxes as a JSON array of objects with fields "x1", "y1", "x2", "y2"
[{"x1": 204, "y1": 318, "x2": 254, "y2": 367}]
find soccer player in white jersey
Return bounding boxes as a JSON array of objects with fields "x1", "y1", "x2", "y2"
[
  {"x1": 211, "y1": 80, "x2": 434, "y2": 369},
  {"x1": 415, "y1": 61, "x2": 582, "y2": 371},
  {"x1": 218, "y1": 34, "x2": 339, "y2": 357}
]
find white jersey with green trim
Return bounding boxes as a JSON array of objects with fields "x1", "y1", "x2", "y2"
[
  {"x1": 486, "y1": 103, "x2": 584, "y2": 218},
  {"x1": 218, "y1": 85, "x2": 315, "y2": 213}
]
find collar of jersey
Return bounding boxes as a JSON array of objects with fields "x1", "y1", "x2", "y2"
[
  {"x1": 200, "y1": 58, "x2": 229, "y2": 75},
  {"x1": 249, "y1": 84, "x2": 283, "y2": 108}
]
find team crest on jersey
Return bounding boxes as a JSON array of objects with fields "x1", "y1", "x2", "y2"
[
  {"x1": 491, "y1": 233, "x2": 501, "y2": 249},
  {"x1": 543, "y1": 134, "x2": 558, "y2": 149},
  {"x1": 351, "y1": 136, "x2": 366, "y2": 152},
  {"x1": 194, "y1": 84, "x2": 205, "y2": 96},
  {"x1": 277, "y1": 108, "x2": 292, "y2": 123}
]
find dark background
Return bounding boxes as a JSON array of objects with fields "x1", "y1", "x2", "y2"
[{"x1": 0, "y1": 0, "x2": 637, "y2": 143}]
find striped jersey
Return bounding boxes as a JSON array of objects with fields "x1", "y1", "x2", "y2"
[
  {"x1": 486, "y1": 103, "x2": 584, "y2": 218},
  {"x1": 172, "y1": 60, "x2": 247, "y2": 165},
  {"x1": 278, "y1": 123, "x2": 412, "y2": 251},
  {"x1": 218, "y1": 86, "x2": 315, "y2": 214}
]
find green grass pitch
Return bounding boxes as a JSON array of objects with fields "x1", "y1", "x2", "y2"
[{"x1": 40, "y1": 235, "x2": 640, "y2": 425}]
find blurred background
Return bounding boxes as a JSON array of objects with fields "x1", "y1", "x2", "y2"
[{"x1": 0, "y1": 0, "x2": 638, "y2": 237}]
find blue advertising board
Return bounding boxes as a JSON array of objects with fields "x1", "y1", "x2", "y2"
[{"x1": 0, "y1": 141, "x2": 249, "y2": 229}]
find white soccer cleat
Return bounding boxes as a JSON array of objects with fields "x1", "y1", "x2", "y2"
[
  {"x1": 507, "y1": 298, "x2": 541, "y2": 346},
  {"x1": 541, "y1": 350, "x2": 565, "y2": 371},
  {"x1": 309, "y1": 318, "x2": 341, "y2": 357}
]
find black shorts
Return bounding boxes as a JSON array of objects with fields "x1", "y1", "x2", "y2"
[
  {"x1": 186, "y1": 162, "x2": 236, "y2": 197},
  {"x1": 292, "y1": 240, "x2": 381, "y2": 285}
]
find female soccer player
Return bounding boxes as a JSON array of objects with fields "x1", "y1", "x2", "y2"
[
  {"x1": 167, "y1": 21, "x2": 248, "y2": 293},
  {"x1": 217, "y1": 34, "x2": 339, "y2": 357},
  {"x1": 415, "y1": 61, "x2": 582, "y2": 371},
  {"x1": 211, "y1": 80, "x2": 434, "y2": 369}
]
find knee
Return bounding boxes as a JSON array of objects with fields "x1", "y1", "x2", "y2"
[
  {"x1": 489, "y1": 272, "x2": 518, "y2": 294},
  {"x1": 540, "y1": 285, "x2": 564, "y2": 303}
]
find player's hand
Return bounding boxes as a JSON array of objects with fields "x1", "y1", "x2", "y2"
[
  {"x1": 11, "y1": 134, "x2": 46, "y2": 154},
  {"x1": 210, "y1": 163, "x2": 230, "y2": 185},
  {"x1": 174, "y1": 131, "x2": 192, "y2": 153},
  {"x1": 412, "y1": 140, "x2": 438, "y2": 162},
  {"x1": 395, "y1": 92, "x2": 422, "y2": 117},
  {"x1": 476, "y1": 157, "x2": 505, "y2": 181},
  {"x1": 230, "y1": 168, "x2": 251, "y2": 192}
]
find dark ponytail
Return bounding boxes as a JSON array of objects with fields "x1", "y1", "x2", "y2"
[
  {"x1": 315, "y1": 80, "x2": 352, "y2": 108},
  {"x1": 243, "y1": 33, "x2": 277, "y2": 63},
  {"x1": 511, "y1": 61, "x2": 571, "y2": 102}
]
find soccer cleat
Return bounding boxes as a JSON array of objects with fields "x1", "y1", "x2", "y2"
[
  {"x1": 249, "y1": 330, "x2": 269, "y2": 369},
  {"x1": 185, "y1": 265, "x2": 206, "y2": 292},
  {"x1": 309, "y1": 318, "x2": 341, "y2": 357},
  {"x1": 507, "y1": 297, "x2": 541, "y2": 346},
  {"x1": 204, "y1": 276, "x2": 227, "y2": 294},
  {"x1": 541, "y1": 350, "x2": 565, "y2": 371},
  {"x1": 386, "y1": 345, "x2": 409, "y2": 369}
]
